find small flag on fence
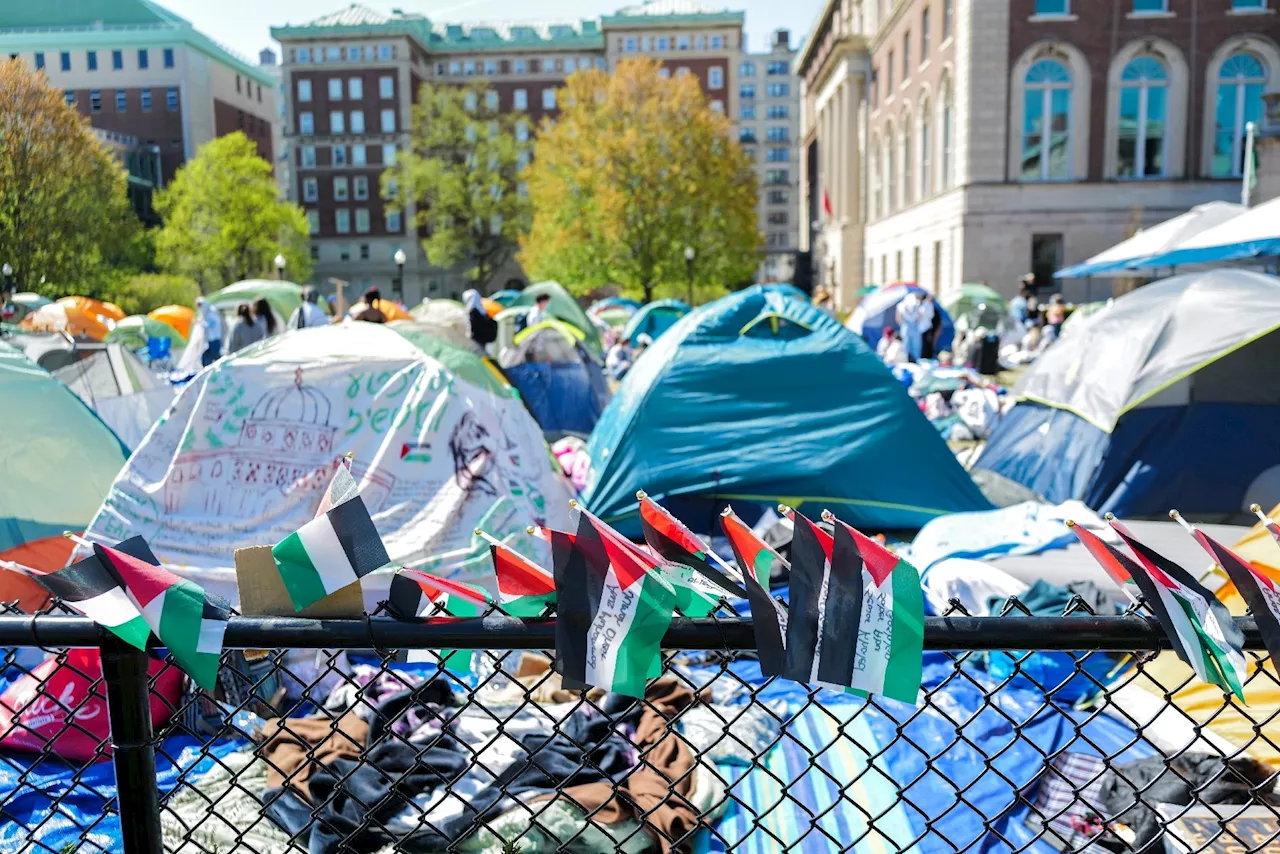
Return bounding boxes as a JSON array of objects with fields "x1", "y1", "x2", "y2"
[
  {"x1": 95, "y1": 539, "x2": 230, "y2": 691},
  {"x1": 272, "y1": 467, "x2": 390, "y2": 612},
  {"x1": 551, "y1": 506, "x2": 675, "y2": 698},
  {"x1": 316, "y1": 454, "x2": 359, "y2": 517},
  {"x1": 781, "y1": 507, "x2": 844, "y2": 688},
  {"x1": 1107, "y1": 516, "x2": 1248, "y2": 700},
  {"x1": 387, "y1": 566, "x2": 491, "y2": 672},
  {"x1": 637, "y1": 491, "x2": 747, "y2": 597},
  {"x1": 1174, "y1": 509, "x2": 1280, "y2": 667},
  {"x1": 1252, "y1": 503, "x2": 1280, "y2": 547},
  {"x1": 720, "y1": 507, "x2": 788, "y2": 677},
  {"x1": 476, "y1": 529, "x2": 556, "y2": 617},
  {"x1": 1065, "y1": 520, "x2": 1141, "y2": 604}
]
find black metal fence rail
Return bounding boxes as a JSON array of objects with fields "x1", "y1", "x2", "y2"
[{"x1": 0, "y1": 613, "x2": 1276, "y2": 854}]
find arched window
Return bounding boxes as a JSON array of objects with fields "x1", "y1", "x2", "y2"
[
  {"x1": 886, "y1": 129, "x2": 896, "y2": 213},
  {"x1": 1117, "y1": 56, "x2": 1168, "y2": 178},
  {"x1": 902, "y1": 120, "x2": 914, "y2": 205},
  {"x1": 870, "y1": 136, "x2": 881, "y2": 219},
  {"x1": 940, "y1": 81, "x2": 954, "y2": 189},
  {"x1": 920, "y1": 98, "x2": 932, "y2": 197},
  {"x1": 1212, "y1": 52, "x2": 1266, "y2": 177},
  {"x1": 1021, "y1": 59, "x2": 1071, "y2": 180}
]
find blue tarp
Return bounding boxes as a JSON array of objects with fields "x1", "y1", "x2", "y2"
[
  {"x1": 1139, "y1": 237, "x2": 1280, "y2": 269},
  {"x1": 847, "y1": 284, "x2": 956, "y2": 353},
  {"x1": 582, "y1": 285, "x2": 989, "y2": 535},
  {"x1": 505, "y1": 359, "x2": 610, "y2": 435},
  {"x1": 622, "y1": 298, "x2": 690, "y2": 343}
]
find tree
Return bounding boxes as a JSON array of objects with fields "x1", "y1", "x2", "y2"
[
  {"x1": 521, "y1": 58, "x2": 759, "y2": 303},
  {"x1": 0, "y1": 59, "x2": 142, "y2": 296},
  {"x1": 386, "y1": 81, "x2": 531, "y2": 290},
  {"x1": 153, "y1": 132, "x2": 311, "y2": 292},
  {"x1": 107, "y1": 273, "x2": 200, "y2": 316}
]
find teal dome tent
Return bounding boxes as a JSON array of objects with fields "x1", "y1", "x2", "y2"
[{"x1": 581, "y1": 286, "x2": 990, "y2": 535}]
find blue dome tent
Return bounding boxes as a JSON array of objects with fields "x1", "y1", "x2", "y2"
[
  {"x1": 582, "y1": 286, "x2": 989, "y2": 535},
  {"x1": 975, "y1": 270, "x2": 1280, "y2": 518},
  {"x1": 846, "y1": 284, "x2": 955, "y2": 353},
  {"x1": 500, "y1": 320, "x2": 611, "y2": 436},
  {"x1": 622, "y1": 298, "x2": 690, "y2": 343}
]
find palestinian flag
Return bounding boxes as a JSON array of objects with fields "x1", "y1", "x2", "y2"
[
  {"x1": 1252, "y1": 504, "x2": 1280, "y2": 547},
  {"x1": 96, "y1": 540, "x2": 230, "y2": 691},
  {"x1": 1179, "y1": 514, "x2": 1280, "y2": 667},
  {"x1": 19, "y1": 538, "x2": 152, "y2": 651},
  {"x1": 782, "y1": 509, "x2": 841, "y2": 687},
  {"x1": 272, "y1": 487, "x2": 390, "y2": 612},
  {"x1": 1108, "y1": 518, "x2": 1248, "y2": 700},
  {"x1": 720, "y1": 508, "x2": 788, "y2": 677},
  {"x1": 388, "y1": 567, "x2": 490, "y2": 672},
  {"x1": 638, "y1": 491, "x2": 747, "y2": 597},
  {"x1": 551, "y1": 508, "x2": 676, "y2": 698},
  {"x1": 316, "y1": 456, "x2": 359, "y2": 516},
  {"x1": 476, "y1": 529, "x2": 555, "y2": 617},
  {"x1": 1066, "y1": 520, "x2": 1142, "y2": 605}
]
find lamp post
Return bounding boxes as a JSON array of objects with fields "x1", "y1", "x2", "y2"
[
  {"x1": 1, "y1": 263, "x2": 11, "y2": 292},
  {"x1": 683, "y1": 246, "x2": 695, "y2": 307},
  {"x1": 274, "y1": 254, "x2": 286, "y2": 280},
  {"x1": 394, "y1": 249, "x2": 407, "y2": 299}
]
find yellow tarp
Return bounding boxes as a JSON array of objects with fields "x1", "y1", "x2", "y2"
[{"x1": 1134, "y1": 504, "x2": 1280, "y2": 764}]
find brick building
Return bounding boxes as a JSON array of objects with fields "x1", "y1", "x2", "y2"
[
  {"x1": 0, "y1": 0, "x2": 280, "y2": 218},
  {"x1": 799, "y1": 0, "x2": 1280, "y2": 308}
]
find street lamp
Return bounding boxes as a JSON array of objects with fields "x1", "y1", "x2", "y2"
[
  {"x1": 394, "y1": 248, "x2": 407, "y2": 298},
  {"x1": 683, "y1": 246, "x2": 695, "y2": 307},
  {"x1": 1, "y1": 263, "x2": 12, "y2": 290},
  {"x1": 274, "y1": 254, "x2": 286, "y2": 280}
]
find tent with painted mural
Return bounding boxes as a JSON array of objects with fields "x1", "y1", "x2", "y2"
[
  {"x1": 975, "y1": 269, "x2": 1280, "y2": 519},
  {"x1": 0, "y1": 341, "x2": 129, "y2": 608},
  {"x1": 80, "y1": 322, "x2": 573, "y2": 607},
  {"x1": 581, "y1": 285, "x2": 990, "y2": 537}
]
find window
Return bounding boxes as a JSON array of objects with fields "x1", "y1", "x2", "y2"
[
  {"x1": 464, "y1": 61, "x2": 476, "y2": 76},
  {"x1": 920, "y1": 100, "x2": 932, "y2": 195},
  {"x1": 1031, "y1": 234, "x2": 1063, "y2": 289},
  {"x1": 436, "y1": 61, "x2": 447, "y2": 76},
  {"x1": 64, "y1": 89, "x2": 75, "y2": 106},
  {"x1": 1035, "y1": 0, "x2": 1069, "y2": 13},
  {"x1": 767, "y1": 147, "x2": 790, "y2": 162},
  {"x1": 741, "y1": 61, "x2": 756, "y2": 76},
  {"x1": 518, "y1": 149, "x2": 531, "y2": 168},
  {"x1": 903, "y1": 33, "x2": 910, "y2": 78},
  {"x1": 329, "y1": 79, "x2": 342, "y2": 100},
  {"x1": 334, "y1": 178, "x2": 349, "y2": 203},
  {"x1": 349, "y1": 78, "x2": 363, "y2": 99},
  {"x1": 709, "y1": 67, "x2": 723, "y2": 89},
  {"x1": 112, "y1": 50, "x2": 123, "y2": 70},
  {"x1": 514, "y1": 59, "x2": 526, "y2": 74},
  {"x1": 330, "y1": 111, "x2": 345, "y2": 133},
  {"x1": 1212, "y1": 52, "x2": 1266, "y2": 177},
  {"x1": 676, "y1": 67, "x2": 690, "y2": 78},
  {"x1": 339, "y1": 245, "x2": 351, "y2": 262},
  {"x1": 385, "y1": 177, "x2": 398, "y2": 199},
  {"x1": 710, "y1": 99, "x2": 724, "y2": 114},
  {"x1": 60, "y1": 52, "x2": 71, "y2": 71},
  {"x1": 1132, "y1": 0, "x2": 1166, "y2": 10},
  {"x1": 382, "y1": 142, "x2": 396, "y2": 164},
  {"x1": 336, "y1": 209, "x2": 351, "y2": 234},
  {"x1": 658, "y1": 68, "x2": 670, "y2": 79},
  {"x1": 767, "y1": 83, "x2": 789, "y2": 97},
  {"x1": 1116, "y1": 57, "x2": 1167, "y2": 178},
  {"x1": 657, "y1": 37, "x2": 669, "y2": 51},
  {"x1": 1021, "y1": 59, "x2": 1071, "y2": 180},
  {"x1": 743, "y1": 147, "x2": 757, "y2": 160},
  {"x1": 1231, "y1": 0, "x2": 1266, "y2": 7},
  {"x1": 306, "y1": 210, "x2": 320, "y2": 234},
  {"x1": 140, "y1": 89, "x2": 152, "y2": 112},
  {"x1": 485, "y1": 60, "x2": 497, "y2": 76},
  {"x1": 896, "y1": 251, "x2": 903, "y2": 280},
  {"x1": 297, "y1": 47, "x2": 311, "y2": 63},
  {"x1": 767, "y1": 105, "x2": 789, "y2": 119},
  {"x1": 711, "y1": 35, "x2": 724, "y2": 49},
  {"x1": 110, "y1": 89, "x2": 124, "y2": 112},
  {"x1": 350, "y1": 111, "x2": 365, "y2": 133},
  {"x1": 352, "y1": 144, "x2": 367, "y2": 165},
  {"x1": 741, "y1": 83, "x2": 756, "y2": 99},
  {"x1": 163, "y1": 48, "x2": 174, "y2": 68},
  {"x1": 298, "y1": 80, "x2": 312, "y2": 102},
  {"x1": 379, "y1": 75, "x2": 393, "y2": 98},
  {"x1": 486, "y1": 90, "x2": 499, "y2": 110},
  {"x1": 625, "y1": 37, "x2": 637, "y2": 53},
  {"x1": 516, "y1": 120, "x2": 529, "y2": 141},
  {"x1": 303, "y1": 177, "x2": 318, "y2": 202},
  {"x1": 739, "y1": 127, "x2": 757, "y2": 143},
  {"x1": 387, "y1": 211, "x2": 401, "y2": 232},
  {"x1": 514, "y1": 89, "x2": 528, "y2": 109},
  {"x1": 487, "y1": 120, "x2": 498, "y2": 138},
  {"x1": 542, "y1": 88, "x2": 556, "y2": 109},
  {"x1": 137, "y1": 49, "x2": 148, "y2": 70},
  {"x1": 166, "y1": 87, "x2": 179, "y2": 112},
  {"x1": 302, "y1": 145, "x2": 317, "y2": 167},
  {"x1": 379, "y1": 44, "x2": 393, "y2": 61},
  {"x1": 767, "y1": 61, "x2": 788, "y2": 75},
  {"x1": 740, "y1": 104, "x2": 756, "y2": 119},
  {"x1": 464, "y1": 90, "x2": 477, "y2": 112},
  {"x1": 236, "y1": 75, "x2": 242, "y2": 94},
  {"x1": 886, "y1": 130, "x2": 896, "y2": 211},
  {"x1": 767, "y1": 126, "x2": 789, "y2": 142},
  {"x1": 380, "y1": 109, "x2": 395, "y2": 132},
  {"x1": 326, "y1": 47, "x2": 342, "y2": 62},
  {"x1": 450, "y1": 61, "x2": 462, "y2": 75},
  {"x1": 941, "y1": 84, "x2": 954, "y2": 188},
  {"x1": 678, "y1": 36, "x2": 690, "y2": 51},
  {"x1": 887, "y1": 51, "x2": 894, "y2": 89},
  {"x1": 333, "y1": 145, "x2": 347, "y2": 166},
  {"x1": 355, "y1": 209, "x2": 370, "y2": 233},
  {"x1": 767, "y1": 211, "x2": 788, "y2": 224},
  {"x1": 90, "y1": 89, "x2": 102, "y2": 112},
  {"x1": 565, "y1": 58, "x2": 577, "y2": 74},
  {"x1": 87, "y1": 51, "x2": 98, "y2": 71},
  {"x1": 922, "y1": 9, "x2": 931, "y2": 61},
  {"x1": 870, "y1": 141, "x2": 881, "y2": 218},
  {"x1": 902, "y1": 124, "x2": 913, "y2": 204},
  {"x1": 768, "y1": 189, "x2": 789, "y2": 204}
]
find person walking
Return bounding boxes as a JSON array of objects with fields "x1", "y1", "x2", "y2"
[
  {"x1": 288, "y1": 287, "x2": 328, "y2": 329},
  {"x1": 896, "y1": 291, "x2": 929, "y2": 362},
  {"x1": 228, "y1": 304, "x2": 264, "y2": 353},
  {"x1": 195, "y1": 297, "x2": 224, "y2": 366}
]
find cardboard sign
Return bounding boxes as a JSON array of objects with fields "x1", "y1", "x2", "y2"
[
  {"x1": 1162, "y1": 804, "x2": 1280, "y2": 853},
  {"x1": 235, "y1": 545, "x2": 364, "y2": 617}
]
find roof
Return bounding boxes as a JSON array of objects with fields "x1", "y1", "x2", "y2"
[
  {"x1": 428, "y1": 19, "x2": 604, "y2": 52},
  {"x1": 0, "y1": 0, "x2": 274, "y2": 85},
  {"x1": 601, "y1": 0, "x2": 745, "y2": 28},
  {"x1": 304, "y1": 4, "x2": 399, "y2": 28}
]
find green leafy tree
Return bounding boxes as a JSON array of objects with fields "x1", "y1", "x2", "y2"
[
  {"x1": 106, "y1": 272, "x2": 200, "y2": 316},
  {"x1": 521, "y1": 58, "x2": 759, "y2": 303},
  {"x1": 153, "y1": 132, "x2": 311, "y2": 292},
  {"x1": 385, "y1": 81, "x2": 532, "y2": 290},
  {"x1": 0, "y1": 59, "x2": 142, "y2": 296}
]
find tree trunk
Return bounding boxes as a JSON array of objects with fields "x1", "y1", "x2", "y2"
[{"x1": 643, "y1": 283, "x2": 653, "y2": 304}]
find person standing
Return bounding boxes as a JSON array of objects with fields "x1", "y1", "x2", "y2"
[
  {"x1": 354, "y1": 288, "x2": 388, "y2": 323},
  {"x1": 252, "y1": 298, "x2": 277, "y2": 340},
  {"x1": 1045, "y1": 294, "x2": 1066, "y2": 336},
  {"x1": 228, "y1": 304, "x2": 263, "y2": 353},
  {"x1": 288, "y1": 287, "x2": 328, "y2": 329},
  {"x1": 195, "y1": 297, "x2": 224, "y2": 366},
  {"x1": 896, "y1": 291, "x2": 927, "y2": 362},
  {"x1": 525, "y1": 292, "x2": 552, "y2": 329}
]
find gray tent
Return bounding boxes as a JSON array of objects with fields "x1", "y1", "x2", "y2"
[{"x1": 54, "y1": 343, "x2": 176, "y2": 449}]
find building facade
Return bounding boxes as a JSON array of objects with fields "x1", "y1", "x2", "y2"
[
  {"x1": 741, "y1": 30, "x2": 802, "y2": 282},
  {"x1": 0, "y1": 0, "x2": 279, "y2": 193},
  {"x1": 800, "y1": 0, "x2": 1280, "y2": 308}
]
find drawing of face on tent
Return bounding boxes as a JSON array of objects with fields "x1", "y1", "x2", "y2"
[{"x1": 76, "y1": 322, "x2": 573, "y2": 607}]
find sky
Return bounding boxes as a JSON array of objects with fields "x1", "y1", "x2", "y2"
[{"x1": 162, "y1": 0, "x2": 825, "y2": 63}]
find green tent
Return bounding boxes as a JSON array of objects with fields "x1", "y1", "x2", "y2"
[
  {"x1": 105, "y1": 315, "x2": 188, "y2": 350},
  {"x1": 510, "y1": 282, "x2": 602, "y2": 354},
  {"x1": 944, "y1": 283, "x2": 1007, "y2": 330},
  {"x1": 208, "y1": 279, "x2": 304, "y2": 323}
]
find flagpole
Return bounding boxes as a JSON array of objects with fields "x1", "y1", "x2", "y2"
[
  {"x1": 1169, "y1": 510, "x2": 1229, "y2": 584},
  {"x1": 1242, "y1": 121, "x2": 1256, "y2": 208},
  {"x1": 636, "y1": 490, "x2": 744, "y2": 583},
  {"x1": 1251, "y1": 503, "x2": 1273, "y2": 526}
]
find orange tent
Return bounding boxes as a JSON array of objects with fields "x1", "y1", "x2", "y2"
[
  {"x1": 59, "y1": 296, "x2": 125, "y2": 322},
  {"x1": 0, "y1": 535, "x2": 79, "y2": 613},
  {"x1": 19, "y1": 302, "x2": 112, "y2": 340},
  {"x1": 482, "y1": 297, "x2": 503, "y2": 318},
  {"x1": 148, "y1": 304, "x2": 195, "y2": 339}
]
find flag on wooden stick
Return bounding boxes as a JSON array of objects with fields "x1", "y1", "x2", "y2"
[
  {"x1": 476, "y1": 529, "x2": 555, "y2": 617},
  {"x1": 1252, "y1": 503, "x2": 1280, "y2": 548}
]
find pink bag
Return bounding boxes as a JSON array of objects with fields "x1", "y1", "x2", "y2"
[{"x1": 0, "y1": 648, "x2": 184, "y2": 763}]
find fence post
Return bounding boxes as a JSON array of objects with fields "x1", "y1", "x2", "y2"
[{"x1": 101, "y1": 639, "x2": 162, "y2": 854}]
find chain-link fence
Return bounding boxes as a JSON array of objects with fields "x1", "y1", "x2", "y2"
[{"x1": 0, "y1": 596, "x2": 1277, "y2": 854}]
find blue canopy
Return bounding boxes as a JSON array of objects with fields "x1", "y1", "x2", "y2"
[
  {"x1": 582, "y1": 285, "x2": 990, "y2": 534},
  {"x1": 846, "y1": 284, "x2": 955, "y2": 353},
  {"x1": 622, "y1": 298, "x2": 690, "y2": 343}
]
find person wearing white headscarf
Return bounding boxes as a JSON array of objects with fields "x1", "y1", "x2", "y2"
[
  {"x1": 463, "y1": 288, "x2": 497, "y2": 347},
  {"x1": 195, "y1": 297, "x2": 223, "y2": 366}
]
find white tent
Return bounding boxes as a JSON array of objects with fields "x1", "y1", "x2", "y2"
[
  {"x1": 54, "y1": 343, "x2": 176, "y2": 449},
  {"x1": 1135, "y1": 195, "x2": 1280, "y2": 270},
  {"x1": 1054, "y1": 201, "x2": 1245, "y2": 278}
]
